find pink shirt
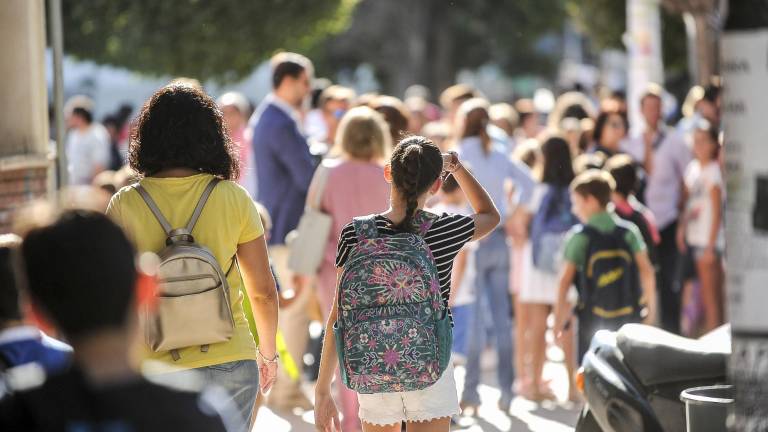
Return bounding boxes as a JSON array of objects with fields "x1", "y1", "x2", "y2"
[
  {"x1": 315, "y1": 159, "x2": 390, "y2": 315},
  {"x1": 231, "y1": 126, "x2": 256, "y2": 197},
  {"x1": 320, "y1": 159, "x2": 390, "y2": 262}
]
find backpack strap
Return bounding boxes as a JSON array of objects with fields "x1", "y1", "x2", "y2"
[
  {"x1": 575, "y1": 224, "x2": 597, "y2": 313},
  {"x1": 134, "y1": 183, "x2": 173, "y2": 236},
  {"x1": 413, "y1": 210, "x2": 440, "y2": 237},
  {"x1": 186, "y1": 178, "x2": 222, "y2": 232},
  {"x1": 352, "y1": 215, "x2": 379, "y2": 241}
]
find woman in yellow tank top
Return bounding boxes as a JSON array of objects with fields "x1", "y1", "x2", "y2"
[{"x1": 107, "y1": 84, "x2": 278, "y2": 431}]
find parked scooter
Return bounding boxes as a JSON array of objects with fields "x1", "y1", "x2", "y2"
[{"x1": 575, "y1": 323, "x2": 730, "y2": 432}]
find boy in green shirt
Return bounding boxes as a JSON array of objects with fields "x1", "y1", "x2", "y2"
[{"x1": 554, "y1": 170, "x2": 657, "y2": 364}]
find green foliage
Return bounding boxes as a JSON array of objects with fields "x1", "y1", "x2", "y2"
[
  {"x1": 565, "y1": 0, "x2": 688, "y2": 77},
  {"x1": 447, "y1": 0, "x2": 566, "y2": 74},
  {"x1": 62, "y1": 0, "x2": 356, "y2": 82},
  {"x1": 566, "y1": 0, "x2": 624, "y2": 50},
  {"x1": 324, "y1": 0, "x2": 566, "y2": 94}
]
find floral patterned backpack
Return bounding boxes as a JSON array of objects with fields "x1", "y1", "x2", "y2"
[{"x1": 333, "y1": 211, "x2": 453, "y2": 394}]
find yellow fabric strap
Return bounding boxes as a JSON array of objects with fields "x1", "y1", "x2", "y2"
[
  {"x1": 586, "y1": 249, "x2": 631, "y2": 277},
  {"x1": 591, "y1": 305, "x2": 635, "y2": 319}
]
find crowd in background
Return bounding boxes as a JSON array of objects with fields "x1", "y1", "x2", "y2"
[{"x1": 0, "y1": 50, "x2": 725, "y2": 432}]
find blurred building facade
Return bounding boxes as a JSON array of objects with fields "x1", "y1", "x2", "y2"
[{"x1": 0, "y1": 0, "x2": 50, "y2": 233}]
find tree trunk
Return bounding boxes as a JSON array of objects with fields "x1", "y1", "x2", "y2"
[
  {"x1": 692, "y1": 11, "x2": 717, "y2": 84},
  {"x1": 393, "y1": 1, "x2": 429, "y2": 97},
  {"x1": 428, "y1": 6, "x2": 456, "y2": 99},
  {"x1": 664, "y1": 0, "x2": 721, "y2": 85}
]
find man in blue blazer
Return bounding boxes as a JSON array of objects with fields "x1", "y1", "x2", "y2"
[
  {"x1": 251, "y1": 52, "x2": 315, "y2": 247},
  {"x1": 250, "y1": 52, "x2": 316, "y2": 411}
]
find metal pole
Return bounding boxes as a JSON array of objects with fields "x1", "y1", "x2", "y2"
[{"x1": 48, "y1": 0, "x2": 66, "y2": 187}]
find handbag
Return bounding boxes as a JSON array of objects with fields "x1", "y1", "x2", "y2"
[{"x1": 286, "y1": 163, "x2": 333, "y2": 276}]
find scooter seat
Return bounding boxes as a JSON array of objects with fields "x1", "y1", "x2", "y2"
[{"x1": 616, "y1": 324, "x2": 729, "y2": 387}]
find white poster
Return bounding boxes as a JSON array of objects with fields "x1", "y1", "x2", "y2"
[
  {"x1": 723, "y1": 29, "x2": 768, "y2": 432},
  {"x1": 722, "y1": 30, "x2": 768, "y2": 332},
  {"x1": 626, "y1": 0, "x2": 664, "y2": 134}
]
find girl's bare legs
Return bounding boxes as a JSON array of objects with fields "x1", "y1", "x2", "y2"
[
  {"x1": 527, "y1": 303, "x2": 553, "y2": 400},
  {"x1": 406, "y1": 417, "x2": 452, "y2": 431},
  {"x1": 362, "y1": 416, "x2": 452, "y2": 431},
  {"x1": 679, "y1": 278, "x2": 696, "y2": 336},
  {"x1": 561, "y1": 320, "x2": 579, "y2": 402},
  {"x1": 514, "y1": 295, "x2": 532, "y2": 395},
  {"x1": 696, "y1": 257, "x2": 722, "y2": 333},
  {"x1": 717, "y1": 260, "x2": 726, "y2": 323},
  {"x1": 362, "y1": 422, "x2": 401, "y2": 432}
]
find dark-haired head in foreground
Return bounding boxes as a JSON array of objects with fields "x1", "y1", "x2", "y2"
[
  {"x1": 0, "y1": 234, "x2": 72, "y2": 374},
  {"x1": 0, "y1": 235, "x2": 23, "y2": 325},
  {"x1": 2, "y1": 210, "x2": 230, "y2": 431},
  {"x1": 22, "y1": 210, "x2": 137, "y2": 340}
]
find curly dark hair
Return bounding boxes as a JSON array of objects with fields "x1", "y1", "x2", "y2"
[
  {"x1": 389, "y1": 136, "x2": 443, "y2": 233},
  {"x1": 128, "y1": 84, "x2": 240, "y2": 179}
]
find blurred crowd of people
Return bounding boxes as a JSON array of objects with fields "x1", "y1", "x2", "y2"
[{"x1": 0, "y1": 49, "x2": 725, "y2": 432}]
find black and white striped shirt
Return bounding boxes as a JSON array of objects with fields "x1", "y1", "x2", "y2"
[{"x1": 335, "y1": 211, "x2": 476, "y2": 315}]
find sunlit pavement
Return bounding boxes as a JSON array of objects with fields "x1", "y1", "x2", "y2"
[{"x1": 253, "y1": 345, "x2": 580, "y2": 431}]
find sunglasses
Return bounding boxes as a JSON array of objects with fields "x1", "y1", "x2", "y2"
[{"x1": 608, "y1": 121, "x2": 625, "y2": 129}]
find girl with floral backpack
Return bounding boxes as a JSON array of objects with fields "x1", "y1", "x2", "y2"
[{"x1": 314, "y1": 136, "x2": 500, "y2": 432}]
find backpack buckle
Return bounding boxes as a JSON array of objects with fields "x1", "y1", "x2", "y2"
[{"x1": 166, "y1": 228, "x2": 194, "y2": 245}]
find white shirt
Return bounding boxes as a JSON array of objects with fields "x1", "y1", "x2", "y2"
[
  {"x1": 457, "y1": 136, "x2": 535, "y2": 218},
  {"x1": 684, "y1": 160, "x2": 725, "y2": 249},
  {"x1": 621, "y1": 124, "x2": 670, "y2": 164},
  {"x1": 66, "y1": 123, "x2": 110, "y2": 185},
  {"x1": 638, "y1": 131, "x2": 692, "y2": 229},
  {"x1": 304, "y1": 108, "x2": 328, "y2": 143}
]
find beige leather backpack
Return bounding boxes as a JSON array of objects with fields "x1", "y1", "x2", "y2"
[{"x1": 134, "y1": 178, "x2": 235, "y2": 361}]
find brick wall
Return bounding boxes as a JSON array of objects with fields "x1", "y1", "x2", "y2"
[{"x1": 0, "y1": 162, "x2": 49, "y2": 233}]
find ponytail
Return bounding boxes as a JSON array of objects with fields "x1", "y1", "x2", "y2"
[{"x1": 460, "y1": 103, "x2": 492, "y2": 155}]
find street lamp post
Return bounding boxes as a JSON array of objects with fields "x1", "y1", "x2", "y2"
[{"x1": 48, "y1": 0, "x2": 66, "y2": 188}]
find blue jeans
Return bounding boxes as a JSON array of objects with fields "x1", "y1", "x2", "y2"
[
  {"x1": 153, "y1": 359, "x2": 259, "y2": 432},
  {"x1": 461, "y1": 230, "x2": 514, "y2": 405},
  {"x1": 451, "y1": 304, "x2": 473, "y2": 357}
]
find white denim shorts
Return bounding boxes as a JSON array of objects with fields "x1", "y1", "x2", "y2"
[{"x1": 357, "y1": 363, "x2": 460, "y2": 426}]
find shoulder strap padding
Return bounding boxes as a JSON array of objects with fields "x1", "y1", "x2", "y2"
[
  {"x1": 134, "y1": 183, "x2": 173, "y2": 235},
  {"x1": 413, "y1": 210, "x2": 440, "y2": 236},
  {"x1": 134, "y1": 178, "x2": 221, "y2": 236},
  {"x1": 352, "y1": 215, "x2": 379, "y2": 241},
  {"x1": 186, "y1": 178, "x2": 221, "y2": 232}
]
